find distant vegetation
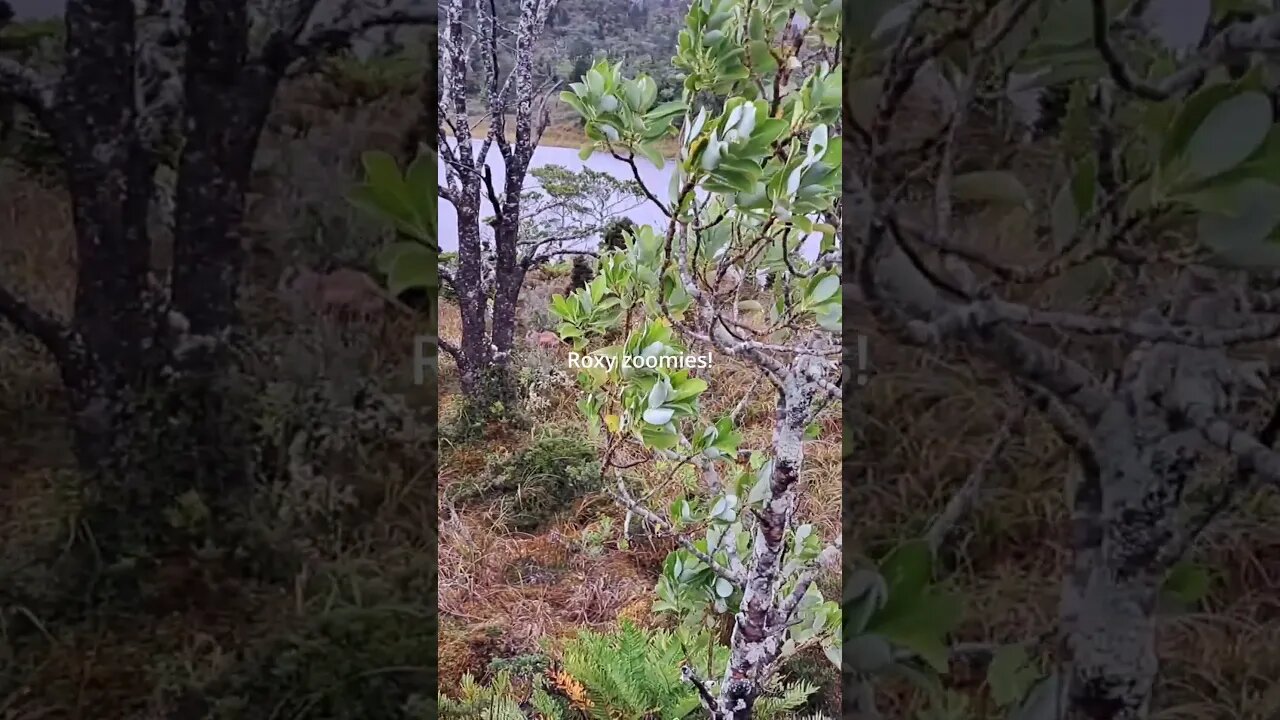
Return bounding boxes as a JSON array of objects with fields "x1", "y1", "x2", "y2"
[{"x1": 460, "y1": 0, "x2": 688, "y2": 142}]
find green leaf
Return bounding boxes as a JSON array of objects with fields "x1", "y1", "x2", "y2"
[
  {"x1": 637, "y1": 142, "x2": 665, "y2": 170},
  {"x1": 1164, "y1": 81, "x2": 1236, "y2": 160},
  {"x1": 817, "y1": 307, "x2": 841, "y2": 333},
  {"x1": 669, "y1": 378, "x2": 708, "y2": 402},
  {"x1": 1184, "y1": 90, "x2": 1274, "y2": 180},
  {"x1": 385, "y1": 243, "x2": 437, "y2": 296},
  {"x1": 872, "y1": 592, "x2": 962, "y2": 673},
  {"x1": 747, "y1": 40, "x2": 777, "y2": 75},
  {"x1": 951, "y1": 171, "x2": 1030, "y2": 206},
  {"x1": 1162, "y1": 561, "x2": 1212, "y2": 606},
  {"x1": 848, "y1": 77, "x2": 882, "y2": 132},
  {"x1": 848, "y1": 0, "x2": 901, "y2": 43},
  {"x1": 374, "y1": 241, "x2": 418, "y2": 275},
  {"x1": 714, "y1": 577, "x2": 734, "y2": 598},
  {"x1": 987, "y1": 645, "x2": 1041, "y2": 707},
  {"x1": 1009, "y1": 673, "x2": 1059, "y2": 720},
  {"x1": 362, "y1": 150, "x2": 403, "y2": 192},
  {"x1": 823, "y1": 642, "x2": 841, "y2": 669},
  {"x1": 641, "y1": 424, "x2": 680, "y2": 449},
  {"x1": 846, "y1": 633, "x2": 893, "y2": 672},
  {"x1": 1050, "y1": 180, "x2": 1079, "y2": 250},
  {"x1": 1197, "y1": 179, "x2": 1280, "y2": 267},
  {"x1": 648, "y1": 101, "x2": 687, "y2": 123},
  {"x1": 643, "y1": 407, "x2": 675, "y2": 426},
  {"x1": 648, "y1": 378, "x2": 670, "y2": 408},
  {"x1": 404, "y1": 150, "x2": 437, "y2": 238},
  {"x1": 808, "y1": 274, "x2": 840, "y2": 305},
  {"x1": 878, "y1": 540, "x2": 932, "y2": 601}
]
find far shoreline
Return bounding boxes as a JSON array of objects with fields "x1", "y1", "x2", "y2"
[{"x1": 443, "y1": 118, "x2": 680, "y2": 160}]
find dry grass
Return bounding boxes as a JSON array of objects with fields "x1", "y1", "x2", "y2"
[
  {"x1": 0, "y1": 172, "x2": 76, "y2": 477},
  {"x1": 436, "y1": 272, "x2": 842, "y2": 701},
  {"x1": 845, "y1": 320, "x2": 1280, "y2": 716}
]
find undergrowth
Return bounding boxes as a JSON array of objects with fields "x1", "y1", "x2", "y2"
[{"x1": 446, "y1": 432, "x2": 600, "y2": 532}]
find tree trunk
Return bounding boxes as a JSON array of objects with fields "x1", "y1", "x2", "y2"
[
  {"x1": 439, "y1": 0, "x2": 557, "y2": 407},
  {"x1": 491, "y1": 220, "x2": 523, "y2": 361},
  {"x1": 1057, "y1": 347, "x2": 1201, "y2": 719},
  {"x1": 715, "y1": 360, "x2": 820, "y2": 718},
  {"x1": 51, "y1": 0, "x2": 283, "y2": 569}
]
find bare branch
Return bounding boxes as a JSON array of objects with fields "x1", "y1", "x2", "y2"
[
  {"x1": 1184, "y1": 404, "x2": 1280, "y2": 490},
  {"x1": 613, "y1": 475, "x2": 746, "y2": 586},
  {"x1": 0, "y1": 279, "x2": 75, "y2": 364},
  {"x1": 438, "y1": 335, "x2": 463, "y2": 365},
  {"x1": 1094, "y1": 1, "x2": 1280, "y2": 100},
  {"x1": 926, "y1": 409, "x2": 1020, "y2": 554},
  {"x1": 295, "y1": 7, "x2": 436, "y2": 59},
  {"x1": 266, "y1": 5, "x2": 436, "y2": 71},
  {"x1": 681, "y1": 666, "x2": 718, "y2": 713}
]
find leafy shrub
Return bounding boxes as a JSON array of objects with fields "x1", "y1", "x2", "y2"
[
  {"x1": 440, "y1": 252, "x2": 458, "y2": 302},
  {"x1": 487, "y1": 653, "x2": 551, "y2": 680},
  {"x1": 541, "y1": 259, "x2": 573, "y2": 277},
  {"x1": 321, "y1": 53, "x2": 422, "y2": 106},
  {"x1": 554, "y1": 622, "x2": 819, "y2": 719},
  {"x1": 600, "y1": 216, "x2": 635, "y2": 251},
  {"x1": 439, "y1": 670, "x2": 568, "y2": 719},
  {"x1": 446, "y1": 433, "x2": 600, "y2": 532},
  {"x1": 515, "y1": 346, "x2": 575, "y2": 414},
  {"x1": 201, "y1": 605, "x2": 434, "y2": 719},
  {"x1": 567, "y1": 255, "x2": 594, "y2": 293}
]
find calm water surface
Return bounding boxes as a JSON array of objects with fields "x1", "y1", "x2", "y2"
[
  {"x1": 437, "y1": 141, "x2": 674, "y2": 254},
  {"x1": 438, "y1": 140, "x2": 826, "y2": 259}
]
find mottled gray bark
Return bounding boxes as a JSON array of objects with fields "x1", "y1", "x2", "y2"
[
  {"x1": 856, "y1": 174, "x2": 1269, "y2": 720},
  {"x1": 714, "y1": 351, "x2": 831, "y2": 718},
  {"x1": 0, "y1": 0, "x2": 434, "y2": 563},
  {"x1": 438, "y1": 0, "x2": 555, "y2": 397}
]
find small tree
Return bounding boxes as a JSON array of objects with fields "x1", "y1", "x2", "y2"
[
  {"x1": 601, "y1": 216, "x2": 636, "y2": 251},
  {"x1": 851, "y1": 1, "x2": 1280, "y2": 717},
  {"x1": 551, "y1": 0, "x2": 843, "y2": 716},
  {"x1": 521, "y1": 164, "x2": 646, "y2": 256},
  {"x1": 0, "y1": 0, "x2": 432, "y2": 569},
  {"x1": 438, "y1": 0, "x2": 560, "y2": 413}
]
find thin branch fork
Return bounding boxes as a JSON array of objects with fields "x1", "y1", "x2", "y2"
[
  {"x1": 613, "y1": 475, "x2": 746, "y2": 586},
  {"x1": 925, "y1": 407, "x2": 1022, "y2": 554},
  {"x1": 1093, "y1": 0, "x2": 1280, "y2": 100},
  {"x1": 1184, "y1": 403, "x2": 1280, "y2": 492},
  {"x1": 682, "y1": 665, "x2": 718, "y2": 712},
  {"x1": 922, "y1": 293, "x2": 1280, "y2": 348}
]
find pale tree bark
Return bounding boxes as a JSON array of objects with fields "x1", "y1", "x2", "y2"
[
  {"x1": 715, "y1": 350, "x2": 838, "y2": 718},
  {"x1": 849, "y1": 3, "x2": 1280, "y2": 718},
  {"x1": 437, "y1": 0, "x2": 557, "y2": 397},
  {"x1": 609, "y1": 197, "x2": 842, "y2": 715}
]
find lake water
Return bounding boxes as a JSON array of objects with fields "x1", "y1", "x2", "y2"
[
  {"x1": 438, "y1": 140, "x2": 825, "y2": 259},
  {"x1": 437, "y1": 141, "x2": 674, "y2": 254}
]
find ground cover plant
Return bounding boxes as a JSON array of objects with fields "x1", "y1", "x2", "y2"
[{"x1": 436, "y1": 0, "x2": 842, "y2": 717}]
